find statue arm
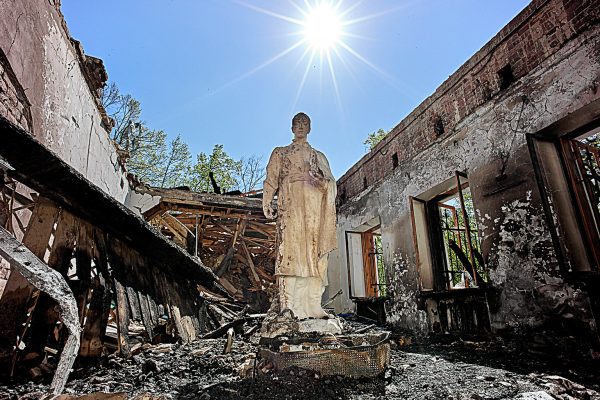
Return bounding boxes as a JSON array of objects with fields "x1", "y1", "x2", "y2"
[
  {"x1": 263, "y1": 149, "x2": 280, "y2": 219},
  {"x1": 316, "y1": 151, "x2": 336, "y2": 182},
  {"x1": 316, "y1": 151, "x2": 337, "y2": 202}
]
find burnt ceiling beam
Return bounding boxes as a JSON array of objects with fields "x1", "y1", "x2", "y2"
[{"x1": 138, "y1": 186, "x2": 265, "y2": 211}]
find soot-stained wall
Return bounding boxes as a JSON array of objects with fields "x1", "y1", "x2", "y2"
[{"x1": 328, "y1": 0, "x2": 600, "y2": 343}]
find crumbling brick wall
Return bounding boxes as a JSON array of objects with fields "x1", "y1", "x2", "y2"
[
  {"x1": 0, "y1": 49, "x2": 32, "y2": 132},
  {"x1": 337, "y1": 0, "x2": 599, "y2": 202},
  {"x1": 329, "y1": 0, "x2": 600, "y2": 346}
]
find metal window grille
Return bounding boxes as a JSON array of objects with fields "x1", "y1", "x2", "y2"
[{"x1": 562, "y1": 136, "x2": 600, "y2": 268}]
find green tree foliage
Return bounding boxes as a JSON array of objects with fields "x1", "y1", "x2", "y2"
[
  {"x1": 101, "y1": 82, "x2": 182, "y2": 186},
  {"x1": 102, "y1": 82, "x2": 266, "y2": 192},
  {"x1": 363, "y1": 128, "x2": 388, "y2": 151},
  {"x1": 126, "y1": 127, "x2": 167, "y2": 185},
  {"x1": 187, "y1": 145, "x2": 241, "y2": 193},
  {"x1": 122, "y1": 129, "x2": 192, "y2": 188},
  {"x1": 158, "y1": 135, "x2": 192, "y2": 188}
]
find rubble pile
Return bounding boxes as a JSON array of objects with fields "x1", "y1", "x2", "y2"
[
  {"x1": 2, "y1": 338, "x2": 255, "y2": 399},
  {"x1": 141, "y1": 187, "x2": 278, "y2": 313},
  {"x1": 1, "y1": 320, "x2": 599, "y2": 399},
  {"x1": 384, "y1": 351, "x2": 600, "y2": 400}
]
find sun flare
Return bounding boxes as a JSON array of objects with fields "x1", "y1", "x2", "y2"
[
  {"x1": 302, "y1": 3, "x2": 343, "y2": 51},
  {"x1": 231, "y1": 0, "x2": 403, "y2": 110}
]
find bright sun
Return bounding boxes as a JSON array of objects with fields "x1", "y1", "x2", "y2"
[
  {"x1": 302, "y1": 3, "x2": 343, "y2": 51},
  {"x1": 232, "y1": 0, "x2": 399, "y2": 111}
]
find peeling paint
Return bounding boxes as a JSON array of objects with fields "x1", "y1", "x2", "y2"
[{"x1": 327, "y1": 20, "x2": 600, "y2": 342}]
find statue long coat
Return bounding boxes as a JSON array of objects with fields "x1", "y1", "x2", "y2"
[{"x1": 263, "y1": 140, "x2": 337, "y2": 280}]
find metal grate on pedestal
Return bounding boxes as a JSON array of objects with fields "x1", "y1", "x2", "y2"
[{"x1": 260, "y1": 333, "x2": 391, "y2": 378}]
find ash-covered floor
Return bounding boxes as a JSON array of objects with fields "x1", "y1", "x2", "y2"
[{"x1": 1, "y1": 321, "x2": 599, "y2": 400}]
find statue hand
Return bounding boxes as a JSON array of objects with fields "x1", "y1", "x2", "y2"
[
  {"x1": 309, "y1": 170, "x2": 328, "y2": 189},
  {"x1": 264, "y1": 206, "x2": 277, "y2": 220}
]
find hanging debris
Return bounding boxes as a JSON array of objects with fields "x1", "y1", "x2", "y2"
[
  {"x1": 136, "y1": 186, "x2": 277, "y2": 312},
  {"x1": 0, "y1": 226, "x2": 80, "y2": 395}
]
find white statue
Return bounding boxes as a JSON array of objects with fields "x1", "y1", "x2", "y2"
[{"x1": 263, "y1": 113, "x2": 337, "y2": 320}]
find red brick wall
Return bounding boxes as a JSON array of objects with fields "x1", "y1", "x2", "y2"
[
  {"x1": 0, "y1": 50, "x2": 32, "y2": 132},
  {"x1": 337, "y1": 0, "x2": 600, "y2": 202}
]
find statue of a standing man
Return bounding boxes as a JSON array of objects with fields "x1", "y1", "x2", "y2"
[{"x1": 263, "y1": 113, "x2": 337, "y2": 320}]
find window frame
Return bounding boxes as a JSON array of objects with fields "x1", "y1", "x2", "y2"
[
  {"x1": 345, "y1": 225, "x2": 388, "y2": 299},
  {"x1": 559, "y1": 135, "x2": 600, "y2": 269},
  {"x1": 529, "y1": 118, "x2": 600, "y2": 274},
  {"x1": 410, "y1": 172, "x2": 486, "y2": 291}
]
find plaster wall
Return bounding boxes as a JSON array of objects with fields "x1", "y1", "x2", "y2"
[
  {"x1": 124, "y1": 187, "x2": 161, "y2": 216},
  {"x1": 0, "y1": 0, "x2": 128, "y2": 203}
]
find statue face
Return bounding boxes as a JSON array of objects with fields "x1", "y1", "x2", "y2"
[{"x1": 292, "y1": 115, "x2": 311, "y2": 140}]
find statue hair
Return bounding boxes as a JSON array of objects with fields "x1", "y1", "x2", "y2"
[{"x1": 292, "y1": 112, "x2": 310, "y2": 125}]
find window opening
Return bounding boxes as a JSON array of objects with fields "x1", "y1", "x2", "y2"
[
  {"x1": 435, "y1": 179, "x2": 486, "y2": 288},
  {"x1": 345, "y1": 225, "x2": 387, "y2": 298},
  {"x1": 434, "y1": 117, "x2": 445, "y2": 136},
  {"x1": 561, "y1": 128, "x2": 600, "y2": 268},
  {"x1": 374, "y1": 233, "x2": 386, "y2": 297},
  {"x1": 498, "y1": 64, "x2": 514, "y2": 90},
  {"x1": 364, "y1": 228, "x2": 386, "y2": 297},
  {"x1": 410, "y1": 172, "x2": 487, "y2": 291}
]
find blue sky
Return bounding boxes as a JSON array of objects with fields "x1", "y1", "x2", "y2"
[{"x1": 62, "y1": 0, "x2": 530, "y2": 178}]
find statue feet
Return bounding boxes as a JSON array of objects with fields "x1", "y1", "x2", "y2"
[{"x1": 282, "y1": 306, "x2": 329, "y2": 320}]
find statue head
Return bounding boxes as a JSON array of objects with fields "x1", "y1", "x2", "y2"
[{"x1": 291, "y1": 112, "x2": 311, "y2": 140}]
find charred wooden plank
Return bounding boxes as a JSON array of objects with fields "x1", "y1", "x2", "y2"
[
  {"x1": 0, "y1": 197, "x2": 59, "y2": 373},
  {"x1": 137, "y1": 187, "x2": 265, "y2": 212},
  {"x1": 0, "y1": 116, "x2": 225, "y2": 296},
  {"x1": 48, "y1": 209, "x2": 79, "y2": 276},
  {"x1": 79, "y1": 279, "x2": 109, "y2": 358},
  {"x1": 146, "y1": 295, "x2": 160, "y2": 327},
  {"x1": 159, "y1": 212, "x2": 193, "y2": 247},
  {"x1": 137, "y1": 292, "x2": 155, "y2": 339},
  {"x1": 155, "y1": 272, "x2": 201, "y2": 343},
  {"x1": 216, "y1": 217, "x2": 248, "y2": 277},
  {"x1": 201, "y1": 314, "x2": 266, "y2": 339},
  {"x1": 126, "y1": 285, "x2": 142, "y2": 322},
  {"x1": 255, "y1": 266, "x2": 275, "y2": 283},
  {"x1": 113, "y1": 278, "x2": 131, "y2": 357},
  {"x1": 0, "y1": 226, "x2": 80, "y2": 395},
  {"x1": 241, "y1": 241, "x2": 260, "y2": 284},
  {"x1": 142, "y1": 202, "x2": 168, "y2": 221}
]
